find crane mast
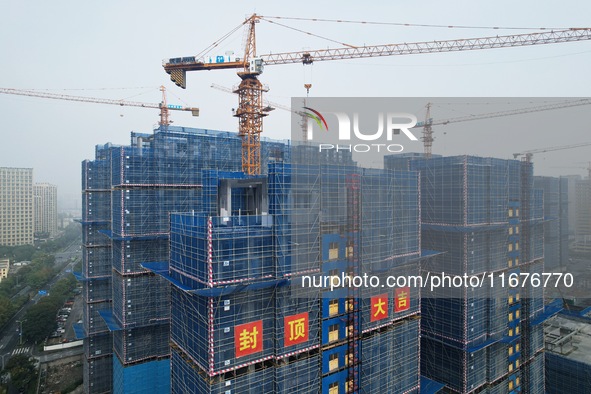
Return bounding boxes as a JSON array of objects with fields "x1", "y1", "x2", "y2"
[{"x1": 234, "y1": 15, "x2": 267, "y2": 175}]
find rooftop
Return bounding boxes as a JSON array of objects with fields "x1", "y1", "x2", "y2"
[{"x1": 545, "y1": 315, "x2": 591, "y2": 364}]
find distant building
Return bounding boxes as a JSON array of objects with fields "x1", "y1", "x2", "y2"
[
  {"x1": 564, "y1": 175, "x2": 581, "y2": 238},
  {"x1": 534, "y1": 176, "x2": 569, "y2": 269},
  {"x1": 573, "y1": 177, "x2": 591, "y2": 253},
  {"x1": 34, "y1": 183, "x2": 58, "y2": 238},
  {"x1": 0, "y1": 259, "x2": 9, "y2": 282},
  {"x1": 0, "y1": 167, "x2": 34, "y2": 246}
]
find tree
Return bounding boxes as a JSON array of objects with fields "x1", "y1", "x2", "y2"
[
  {"x1": 23, "y1": 301, "x2": 57, "y2": 343},
  {"x1": 22, "y1": 277, "x2": 76, "y2": 343},
  {"x1": 1, "y1": 354, "x2": 37, "y2": 392},
  {"x1": 51, "y1": 277, "x2": 76, "y2": 297},
  {"x1": 0, "y1": 297, "x2": 14, "y2": 328}
]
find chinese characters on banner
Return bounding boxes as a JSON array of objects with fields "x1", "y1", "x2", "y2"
[
  {"x1": 284, "y1": 312, "x2": 309, "y2": 346},
  {"x1": 370, "y1": 294, "x2": 388, "y2": 322},
  {"x1": 395, "y1": 286, "x2": 410, "y2": 312},
  {"x1": 235, "y1": 320, "x2": 263, "y2": 358}
]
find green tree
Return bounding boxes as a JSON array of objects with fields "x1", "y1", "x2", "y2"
[
  {"x1": 23, "y1": 301, "x2": 58, "y2": 343},
  {"x1": 51, "y1": 277, "x2": 76, "y2": 297},
  {"x1": 1, "y1": 355, "x2": 37, "y2": 392},
  {"x1": 0, "y1": 297, "x2": 13, "y2": 327},
  {"x1": 22, "y1": 277, "x2": 77, "y2": 343}
]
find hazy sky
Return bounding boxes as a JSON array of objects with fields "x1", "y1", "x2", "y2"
[{"x1": 1, "y1": 1, "x2": 591, "y2": 208}]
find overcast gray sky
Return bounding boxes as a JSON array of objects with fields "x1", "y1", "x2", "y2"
[{"x1": 1, "y1": 1, "x2": 591, "y2": 209}]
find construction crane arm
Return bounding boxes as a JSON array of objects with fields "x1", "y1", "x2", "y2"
[
  {"x1": 417, "y1": 99, "x2": 591, "y2": 128},
  {"x1": 513, "y1": 141, "x2": 591, "y2": 159},
  {"x1": 0, "y1": 87, "x2": 200, "y2": 115},
  {"x1": 165, "y1": 13, "x2": 591, "y2": 175},
  {"x1": 165, "y1": 28, "x2": 591, "y2": 88},
  {"x1": 261, "y1": 28, "x2": 591, "y2": 65}
]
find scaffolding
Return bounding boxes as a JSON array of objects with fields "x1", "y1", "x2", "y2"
[
  {"x1": 383, "y1": 155, "x2": 545, "y2": 393},
  {"x1": 81, "y1": 126, "x2": 288, "y2": 393},
  {"x1": 81, "y1": 148, "x2": 115, "y2": 394},
  {"x1": 533, "y1": 176, "x2": 569, "y2": 270},
  {"x1": 109, "y1": 128, "x2": 241, "y2": 392},
  {"x1": 83, "y1": 353, "x2": 113, "y2": 394},
  {"x1": 163, "y1": 146, "x2": 423, "y2": 393},
  {"x1": 360, "y1": 318, "x2": 421, "y2": 393}
]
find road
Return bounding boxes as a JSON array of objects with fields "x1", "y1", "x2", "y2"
[{"x1": 0, "y1": 240, "x2": 81, "y2": 370}]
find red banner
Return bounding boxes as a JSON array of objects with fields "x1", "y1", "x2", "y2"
[
  {"x1": 370, "y1": 294, "x2": 388, "y2": 322},
  {"x1": 235, "y1": 320, "x2": 263, "y2": 358},
  {"x1": 284, "y1": 312, "x2": 309, "y2": 347},
  {"x1": 395, "y1": 287, "x2": 410, "y2": 312}
]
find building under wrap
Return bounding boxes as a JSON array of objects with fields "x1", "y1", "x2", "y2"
[
  {"x1": 545, "y1": 315, "x2": 591, "y2": 393},
  {"x1": 533, "y1": 176, "x2": 569, "y2": 271},
  {"x1": 386, "y1": 155, "x2": 547, "y2": 394},
  {"x1": 157, "y1": 146, "x2": 425, "y2": 393},
  {"x1": 79, "y1": 126, "x2": 287, "y2": 393},
  {"x1": 80, "y1": 128, "x2": 558, "y2": 393}
]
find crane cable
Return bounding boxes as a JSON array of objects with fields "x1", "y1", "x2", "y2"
[
  {"x1": 260, "y1": 16, "x2": 587, "y2": 31},
  {"x1": 194, "y1": 20, "x2": 247, "y2": 60},
  {"x1": 260, "y1": 18, "x2": 357, "y2": 48}
]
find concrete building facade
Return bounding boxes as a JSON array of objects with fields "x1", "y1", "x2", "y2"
[
  {"x1": 0, "y1": 167, "x2": 34, "y2": 246},
  {"x1": 34, "y1": 183, "x2": 58, "y2": 238}
]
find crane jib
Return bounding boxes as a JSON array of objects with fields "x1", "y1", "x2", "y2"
[{"x1": 162, "y1": 17, "x2": 591, "y2": 174}]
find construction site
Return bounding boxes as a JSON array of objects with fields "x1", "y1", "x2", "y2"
[
  {"x1": 77, "y1": 121, "x2": 587, "y2": 393},
  {"x1": 0, "y1": 11, "x2": 583, "y2": 394}
]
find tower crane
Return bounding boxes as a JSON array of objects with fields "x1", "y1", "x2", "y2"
[
  {"x1": 553, "y1": 162, "x2": 591, "y2": 179},
  {"x1": 163, "y1": 13, "x2": 591, "y2": 174},
  {"x1": 0, "y1": 86, "x2": 200, "y2": 126},
  {"x1": 418, "y1": 99, "x2": 591, "y2": 158},
  {"x1": 513, "y1": 141, "x2": 591, "y2": 163}
]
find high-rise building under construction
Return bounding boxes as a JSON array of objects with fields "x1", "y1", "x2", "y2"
[
  {"x1": 386, "y1": 154, "x2": 550, "y2": 394},
  {"x1": 80, "y1": 129, "x2": 424, "y2": 393},
  {"x1": 81, "y1": 128, "x2": 555, "y2": 393},
  {"x1": 158, "y1": 147, "x2": 423, "y2": 393},
  {"x1": 79, "y1": 126, "x2": 286, "y2": 393}
]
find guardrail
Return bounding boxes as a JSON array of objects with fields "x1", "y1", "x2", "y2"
[{"x1": 43, "y1": 340, "x2": 83, "y2": 351}]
